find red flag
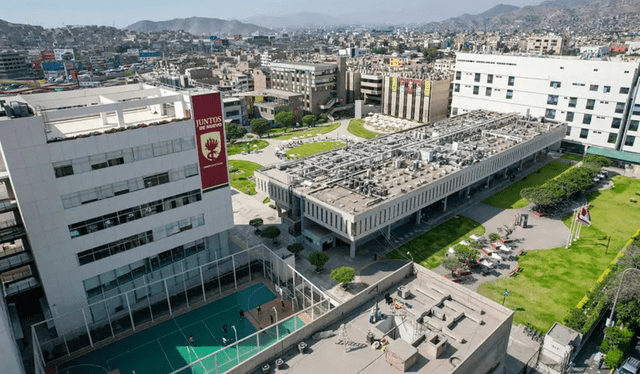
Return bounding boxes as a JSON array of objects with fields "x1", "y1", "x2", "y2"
[{"x1": 577, "y1": 207, "x2": 591, "y2": 226}]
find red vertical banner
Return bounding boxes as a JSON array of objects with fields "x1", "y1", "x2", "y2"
[
  {"x1": 415, "y1": 80, "x2": 423, "y2": 97},
  {"x1": 408, "y1": 79, "x2": 414, "y2": 95},
  {"x1": 70, "y1": 70, "x2": 78, "y2": 81},
  {"x1": 191, "y1": 92, "x2": 229, "y2": 191}
]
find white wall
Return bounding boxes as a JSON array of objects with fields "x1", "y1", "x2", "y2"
[{"x1": 0, "y1": 295, "x2": 25, "y2": 374}]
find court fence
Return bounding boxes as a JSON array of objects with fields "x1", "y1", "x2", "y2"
[{"x1": 32, "y1": 244, "x2": 330, "y2": 374}]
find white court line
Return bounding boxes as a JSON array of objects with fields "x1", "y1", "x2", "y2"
[
  {"x1": 156, "y1": 340, "x2": 175, "y2": 372},
  {"x1": 173, "y1": 319, "x2": 208, "y2": 373}
]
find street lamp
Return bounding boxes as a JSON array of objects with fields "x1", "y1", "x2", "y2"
[
  {"x1": 406, "y1": 251, "x2": 414, "y2": 263},
  {"x1": 608, "y1": 267, "x2": 640, "y2": 326},
  {"x1": 272, "y1": 307, "x2": 279, "y2": 340},
  {"x1": 231, "y1": 325, "x2": 239, "y2": 362}
]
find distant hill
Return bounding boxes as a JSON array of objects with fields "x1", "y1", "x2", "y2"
[
  {"x1": 242, "y1": 12, "x2": 343, "y2": 29},
  {"x1": 454, "y1": 4, "x2": 521, "y2": 23},
  {"x1": 125, "y1": 17, "x2": 270, "y2": 36}
]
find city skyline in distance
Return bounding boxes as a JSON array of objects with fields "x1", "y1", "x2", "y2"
[{"x1": 4, "y1": 0, "x2": 544, "y2": 29}]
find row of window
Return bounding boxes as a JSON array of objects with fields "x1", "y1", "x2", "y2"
[
  {"x1": 77, "y1": 214, "x2": 205, "y2": 266},
  {"x1": 53, "y1": 136, "x2": 196, "y2": 178},
  {"x1": 566, "y1": 127, "x2": 636, "y2": 146},
  {"x1": 60, "y1": 164, "x2": 198, "y2": 209},
  {"x1": 69, "y1": 190, "x2": 201, "y2": 238},
  {"x1": 458, "y1": 72, "x2": 515, "y2": 86},
  {"x1": 82, "y1": 236, "x2": 212, "y2": 302},
  {"x1": 456, "y1": 84, "x2": 513, "y2": 100}
]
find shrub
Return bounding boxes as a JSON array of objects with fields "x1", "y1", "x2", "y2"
[
  {"x1": 331, "y1": 266, "x2": 355, "y2": 286},
  {"x1": 261, "y1": 226, "x2": 281, "y2": 239},
  {"x1": 269, "y1": 204, "x2": 276, "y2": 209},
  {"x1": 249, "y1": 218, "x2": 263, "y2": 228},
  {"x1": 584, "y1": 154, "x2": 612, "y2": 169},
  {"x1": 563, "y1": 308, "x2": 588, "y2": 332},
  {"x1": 287, "y1": 243, "x2": 304, "y2": 254},
  {"x1": 489, "y1": 233, "x2": 501, "y2": 241},
  {"x1": 310, "y1": 251, "x2": 329, "y2": 271}
]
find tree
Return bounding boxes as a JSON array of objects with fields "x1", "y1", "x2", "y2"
[
  {"x1": 454, "y1": 244, "x2": 478, "y2": 264},
  {"x1": 250, "y1": 118, "x2": 270, "y2": 138},
  {"x1": 488, "y1": 233, "x2": 501, "y2": 242},
  {"x1": 310, "y1": 251, "x2": 329, "y2": 272},
  {"x1": 331, "y1": 266, "x2": 355, "y2": 288},
  {"x1": 318, "y1": 113, "x2": 328, "y2": 124},
  {"x1": 442, "y1": 258, "x2": 463, "y2": 276},
  {"x1": 604, "y1": 348, "x2": 624, "y2": 369},
  {"x1": 563, "y1": 308, "x2": 587, "y2": 331},
  {"x1": 249, "y1": 218, "x2": 263, "y2": 234},
  {"x1": 287, "y1": 243, "x2": 304, "y2": 256},
  {"x1": 261, "y1": 226, "x2": 281, "y2": 241},
  {"x1": 302, "y1": 114, "x2": 317, "y2": 127},
  {"x1": 225, "y1": 123, "x2": 247, "y2": 140},
  {"x1": 274, "y1": 111, "x2": 295, "y2": 130}
]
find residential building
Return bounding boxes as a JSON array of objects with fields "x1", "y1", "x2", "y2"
[
  {"x1": 237, "y1": 89, "x2": 304, "y2": 123},
  {"x1": 526, "y1": 34, "x2": 570, "y2": 55},
  {"x1": 222, "y1": 96, "x2": 247, "y2": 126},
  {"x1": 256, "y1": 111, "x2": 565, "y2": 257},
  {"x1": 0, "y1": 51, "x2": 32, "y2": 79},
  {"x1": 450, "y1": 53, "x2": 640, "y2": 155},
  {"x1": 0, "y1": 85, "x2": 233, "y2": 336}
]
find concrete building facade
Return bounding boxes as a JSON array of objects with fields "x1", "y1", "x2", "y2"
[
  {"x1": 526, "y1": 34, "x2": 570, "y2": 55},
  {"x1": 0, "y1": 51, "x2": 32, "y2": 79},
  {"x1": 450, "y1": 53, "x2": 640, "y2": 155},
  {"x1": 382, "y1": 76, "x2": 450, "y2": 123},
  {"x1": 256, "y1": 111, "x2": 565, "y2": 257},
  {"x1": 0, "y1": 85, "x2": 233, "y2": 335}
]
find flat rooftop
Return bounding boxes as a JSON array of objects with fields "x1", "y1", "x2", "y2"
[
  {"x1": 236, "y1": 89, "x2": 303, "y2": 99},
  {"x1": 260, "y1": 266, "x2": 512, "y2": 374},
  {"x1": 1, "y1": 84, "x2": 214, "y2": 141},
  {"x1": 260, "y1": 110, "x2": 564, "y2": 213},
  {"x1": 270, "y1": 61, "x2": 337, "y2": 71}
]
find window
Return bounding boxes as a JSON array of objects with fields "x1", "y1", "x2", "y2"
[
  {"x1": 547, "y1": 95, "x2": 559, "y2": 105},
  {"x1": 611, "y1": 118, "x2": 622, "y2": 129},
  {"x1": 625, "y1": 135, "x2": 636, "y2": 147},
  {"x1": 633, "y1": 104, "x2": 640, "y2": 116},
  {"x1": 569, "y1": 97, "x2": 577, "y2": 108},
  {"x1": 566, "y1": 112, "x2": 574, "y2": 122},
  {"x1": 485, "y1": 87, "x2": 492, "y2": 96},
  {"x1": 550, "y1": 81, "x2": 561, "y2": 88},
  {"x1": 582, "y1": 114, "x2": 592, "y2": 124},
  {"x1": 451, "y1": 108, "x2": 458, "y2": 116},
  {"x1": 53, "y1": 163, "x2": 74, "y2": 178},
  {"x1": 454, "y1": 83, "x2": 460, "y2": 92},
  {"x1": 473, "y1": 86, "x2": 479, "y2": 95},
  {"x1": 586, "y1": 99, "x2": 595, "y2": 110},
  {"x1": 455, "y1": 71, "x2": 461, "y2": 80},
  {"x1": 603, "y1": 86, "x2": 611, "y2": 93},
  {"x1": 474, "y1": 73, "x2": 480, "y2": 82},
  {"x1": 629, "y1": 120, "x2": 639, "y2": 132},
  {"x1": 608, "y1": 133, "x2": 618, "y2": 144},
  {"x1": 508, "y1": 76, "x2": 515, "y2": 86},
  {"x1": 589, "y1": 84, "x2": 599, "y2": 92},
  {"x1": 545, "y1": 109, "x2": 556, "y2": 119},
  {"x1": 616, "y1": 102, "x2": 625, "y2": 114},
  {"x1": 580, "y1": 129, "x2": 589, "y2": 139},
  {"x1": 566, "y1": 126, "x2": 572, "y2": 136},
  {"x1": 487, "y1": 74, "x2": 493, "y2": 84},
  {"x1": 506, "y1": 90, "x2": 513, "y2": 99},
  {"x1": 620, "y1": 87, "x2": 630, "y2": 94}
]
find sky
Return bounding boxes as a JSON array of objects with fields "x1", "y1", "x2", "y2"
[{"x1": 3, "y1": 0, "x2": 542, "y2": 29}]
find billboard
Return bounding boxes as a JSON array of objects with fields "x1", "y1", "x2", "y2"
[
  {"x1": 54, "y1": 49, "x2": 75, "y2": 61},
  {"x1": 424, "y1": 81, "x2": 431, "y2": 97},
  {"x1": 210, "y1": 36, "x2": 218, "y2": 40},
  {"x1": 391, "y1": 77, "x2": 397, "y2": 92},
  {"x1": 389, "y1": 58, "x2": 403, "y2": 67},
  {"x1": 41, "y1": 50, "x2": 55, "y2": 61},
  {"x1": 408, "y1": 79, "x2": 414, "y2": 95},
  {"x1": 399, "y1": 78, "x2": 405, "y2": 94},
  {"x1": 41, "y1": 62, "x2": 63, "y2": 71},
  {"x1": 190, "y1": 92, "x2": 229, "y2": 191},
  {"x1": 234, "y1": 35, "x2": 241, "y2": 40},
  {"x1": 415, "y1": 80, "x2": 422, "y2": 97}
]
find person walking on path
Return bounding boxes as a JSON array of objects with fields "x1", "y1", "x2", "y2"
[
  {"x1": 281, "y1": 300, "x2": 286, "y2": 312},
  {"x1": 239, "y1": 309, "x2": 244, "y2": 318},
  {"x1": 257, "y1": 305, "x2": 262, "y2": 315},
  {"x1": 270, "y1": 314, "x2": 274, "y2": 325},
  {"x1": 189, "y1": 335, "x2": 194, "y2": 346}
]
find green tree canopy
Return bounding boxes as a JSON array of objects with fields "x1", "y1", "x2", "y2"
[
  {"x1": 249, "y1": 218, "x2": 263, "y2": 228},
  {"x1": 454, "y1": 244, "x2": 478, "y2": 263},
  {"x1": 442, "y1": 258, "x2": 462, "y2": 276},
  {"x1": 302, "y1": 114, "x2": 317, "y2": 127},
  {"x1": 331, "y1": 266, "x2": 355, "y2": 285},
  {"x1": 225, "y1": 123, "x2": 247, "y2": 140},
  {"x1": 250, "y1": 118, "x2": 270, "y2": 138},
  {"x1": 261, "y1": 226, "x2": 280, "y2": 239},
  {"x1": 310, "y1": 251, "x2": 329, "y2": 271},
  {"x1": 274, "y1": 111, "x2": 295, "y2": 129}
]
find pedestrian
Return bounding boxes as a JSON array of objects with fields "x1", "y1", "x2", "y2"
[
  {"x1": 239, "y1": 309, "x2": 244, "y2": 318},
  {"x1": 286, "y1": 328, "x2": 291, "y2": 334},
  {"x1": 257, "y1": 305, "x2": 262, "y2": 315},
  {"x1": 374, "y1": 252, "x2": 378, "y2": 261},
  {"x1": 270, "y1": 314, "x2": 274, "y2": 324},
  {"x1": 281, "y1": 300, "x2": 286, "y2": 312},
  {"x1": 222, "y1": 324, "x2": 228, "y2": 335},
  {"x1": 222, "y1": 337, "x2": 228, "y2": 346},
  {"x1": 189, "y1": 335, "x2": 194, "y2": 346}
]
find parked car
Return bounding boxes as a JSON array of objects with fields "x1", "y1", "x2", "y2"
[
  {"x1": 444, "y1": 274, "x2": 460, "y2": 283},
  {"x1": 616, "y1": 357, "x2": 640, "y2": 374}
]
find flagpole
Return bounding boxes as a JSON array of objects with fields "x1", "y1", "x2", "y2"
[
  {"x1": 576, "y1": 203, "x2": 585, "y2": 240},
  {"x1": 566, "y1": 207, "x2": 577, "y2": 248}
]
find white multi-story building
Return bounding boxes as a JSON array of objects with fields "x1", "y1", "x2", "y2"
[
  {"x1": 0, "y1": 85, "x2": 233, "y2": 335},
  {"x1": 451, "y1": 53, "x2": 640, "y2": 155},
  {"x1": 526, "y1": 34, "x2": 570, "y2": 55}
]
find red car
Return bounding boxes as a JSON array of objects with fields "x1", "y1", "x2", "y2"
[{"x1": 444, "y1": 274, "x2": 461, "y2": 283}]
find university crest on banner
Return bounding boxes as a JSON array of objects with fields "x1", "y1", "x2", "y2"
[{"x1": 201, "y1": 132, "x2": 222, "y2": 161}]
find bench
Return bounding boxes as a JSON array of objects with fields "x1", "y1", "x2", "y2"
[{"x1": 509, "y1": 266, "x2": 521, "y2": 277}]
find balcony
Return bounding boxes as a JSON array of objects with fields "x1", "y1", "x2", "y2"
[{"x1": 4, "y1": 275, "x2": 41, "y2": 297}]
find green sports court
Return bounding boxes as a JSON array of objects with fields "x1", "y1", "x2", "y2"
[{"x1": 55, "y1": 282, "x2": 306, "y2": 374}]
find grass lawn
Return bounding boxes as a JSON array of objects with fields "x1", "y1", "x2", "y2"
[
  {"x1": 479, "y1": 176, "x2": 640, "y2": 332},
  {"x1": 286, "y1": 141, "x2": 345, "y2": 159},
  {"x1": 347, "y1": 119, "x2": 383, "y2": 139},
  {"x1": 561, "y1": 154, "x2": 583, "y2": 162},
  {"x1": 269, "y1": 123, "x2": 341, "y2": 140},
  {"x1": 227, "y1": 140, "x2": 269, "y2": 156},
  {"x1": 385, "y1": 216, "x2": 485, "y2": 269},
  {"x1": 228, "y1": 160, "x2": 262, "y2": 195},
  {"x1": 482, "y1": 161, "x2": 572, "y2": 209}
]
